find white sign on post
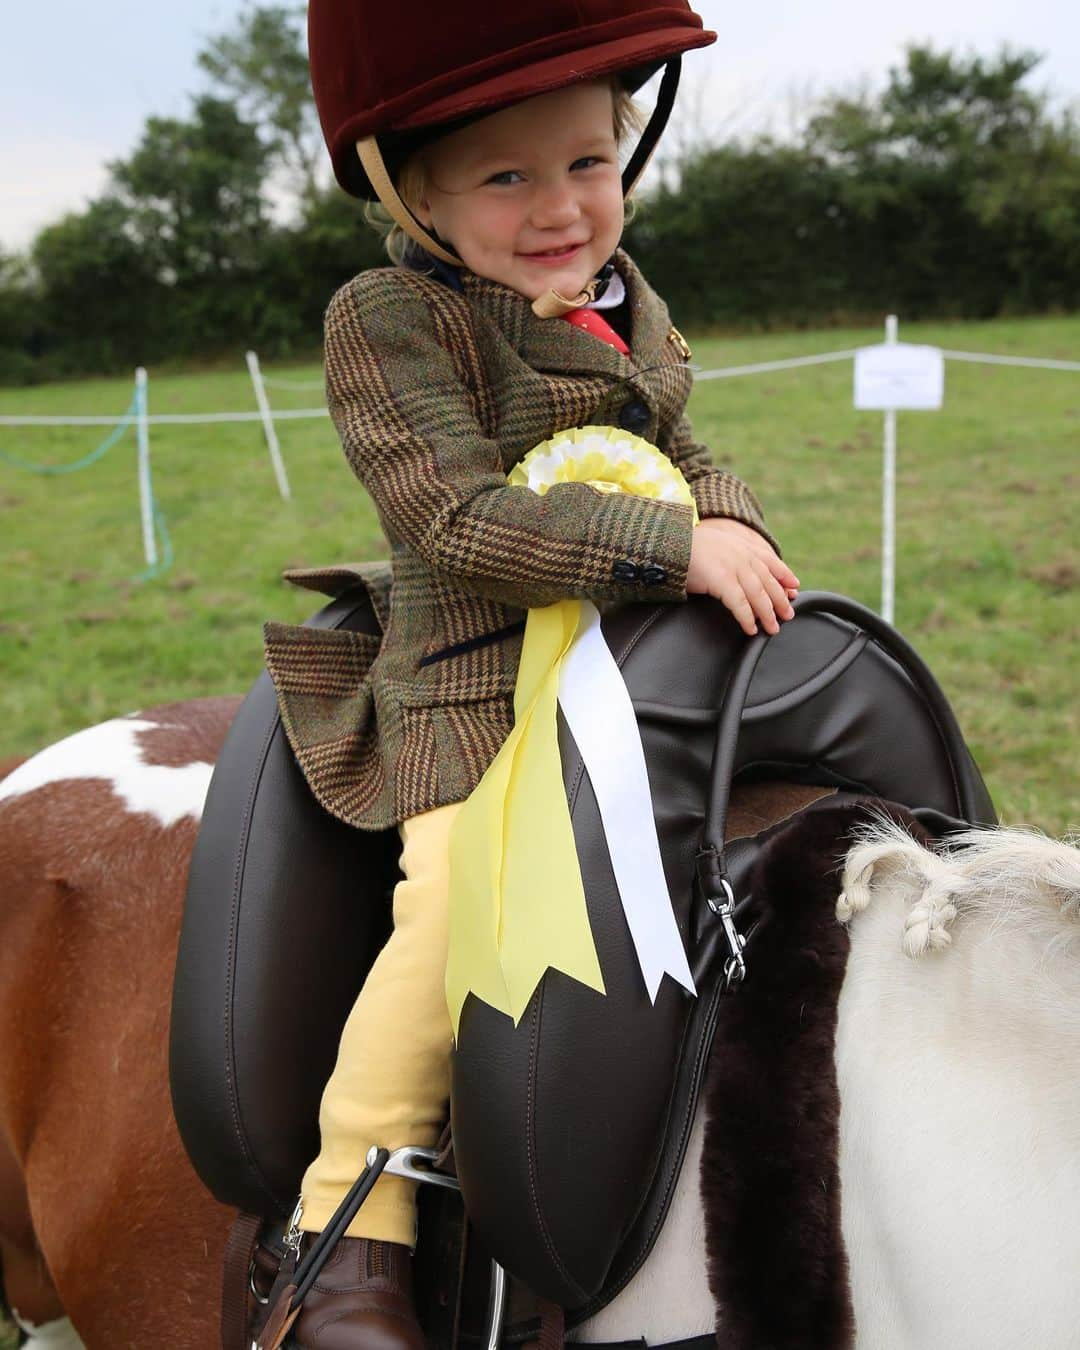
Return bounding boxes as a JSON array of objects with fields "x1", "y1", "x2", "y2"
[
  {"x1": 853, "y1": 321, "x2": 946, "y2": 628},
  {"x1": 854, "y1": 342, "x2": 945, "y2": 411}
]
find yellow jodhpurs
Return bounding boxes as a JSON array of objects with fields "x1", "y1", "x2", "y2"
[{"x1": 299, "y1": 800, "x2": 462, "y2": 1248}]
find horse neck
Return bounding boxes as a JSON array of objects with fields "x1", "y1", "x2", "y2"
[
  {"x1": 839, "y1": 863, "x2": 1080, "y2": 1126},
  {"x1": 836, "y1": 840, "x2": 1080, "y2": 1349}
]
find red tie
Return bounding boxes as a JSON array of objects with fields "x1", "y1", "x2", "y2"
[{"x1": 562, "y1": 306, "x2": 630, "y2": 356}]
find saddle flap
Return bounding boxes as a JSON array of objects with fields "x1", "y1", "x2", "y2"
[
  {"x1": 170, "y1": 585, "x2": 401, "y2": 1217},
  {"x1": 451, "y1": 594, "x2": 993, "y2": 1312}
]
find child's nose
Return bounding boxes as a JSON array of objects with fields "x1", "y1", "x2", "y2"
[{"x1": 531, "y1": 178, "x2": 581, "y2": 230}]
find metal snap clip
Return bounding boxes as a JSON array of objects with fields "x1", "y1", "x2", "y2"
[{"x1": 707, "y1": 877, "x2": 747, "y2": 990}]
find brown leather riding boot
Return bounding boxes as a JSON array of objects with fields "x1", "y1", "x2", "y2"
[{"x1": 285, "y1": 1235, "x2": 426, "y2": 1350}]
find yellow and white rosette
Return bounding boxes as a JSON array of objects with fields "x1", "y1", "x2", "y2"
[{"x1": 445, "y1": 427, "x2": 700, "y2": 1038}]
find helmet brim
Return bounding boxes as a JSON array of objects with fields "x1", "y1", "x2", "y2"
[{"x1": 334, "y1": 25, "x2": 715, "y2": 199}]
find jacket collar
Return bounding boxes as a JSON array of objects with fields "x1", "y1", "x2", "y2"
[{"x1": 459, "y1": 249, "x2": 673, "y2": 381}]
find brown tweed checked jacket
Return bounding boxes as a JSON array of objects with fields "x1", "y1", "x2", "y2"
[{"x1": 263, "y1": 249, "x2": 774, "y2": 831}]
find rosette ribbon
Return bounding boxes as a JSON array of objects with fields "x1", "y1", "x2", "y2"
[{"x1": 445, "y1": 427, "x2": 699, "y2": 1038}]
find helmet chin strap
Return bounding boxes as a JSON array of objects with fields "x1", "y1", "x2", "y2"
[
  {"x1": 356, "y1": 137, "x2": 461, "y2": 266},
  {"x1": 356, "y1": 57, "x2": 682, "y2": 319},
  {"x1": 620, "y1": 58, "x2": 681, "y2": 199}
]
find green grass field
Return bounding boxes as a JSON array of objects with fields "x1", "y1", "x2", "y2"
[
  {"x1": 1, "y1": 313, "x2": 1077, "y2": 835},
  {"x1": 0, "y1": 310, "x2": 1077, "y2": 1343}
]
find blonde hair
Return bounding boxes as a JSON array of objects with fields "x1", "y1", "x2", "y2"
[{"x1": 365, "y1": 80, "x2": 646, "y2": 265}]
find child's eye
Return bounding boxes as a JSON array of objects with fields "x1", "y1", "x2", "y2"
[
  {"x1": 571, "y1": 156, "x2": 602, "y2": 171},
  {"x1": 487, "y1": 170, "x2": 524, "y2": 186}
]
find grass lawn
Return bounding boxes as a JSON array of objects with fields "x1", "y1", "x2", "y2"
[{"x1": 0, "y1": 309, "x2": 1077, "y2": 1344}]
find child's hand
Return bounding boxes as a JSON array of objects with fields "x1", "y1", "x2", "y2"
[{"x1": 686, "y1": 518, "x2": 800, "y2": 637}]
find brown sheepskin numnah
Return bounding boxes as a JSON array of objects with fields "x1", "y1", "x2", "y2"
[{"x1": 701, "y1": 798, "x2": 931, "y2": 1350}]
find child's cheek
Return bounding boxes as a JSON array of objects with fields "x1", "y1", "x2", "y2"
[{"x1": 484, "y1": 198, "x2": 525, "y2": 248}]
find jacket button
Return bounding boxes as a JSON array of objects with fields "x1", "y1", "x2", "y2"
[
  {"x1": 617, "y1": 400, "x2": 650, "y2": 435},
  {"x1": 612, "y1": 560, "x2": 640, "y2": 584},
  {"x1": 641, "y1": 564, "x2": 668, "y2": 586}
]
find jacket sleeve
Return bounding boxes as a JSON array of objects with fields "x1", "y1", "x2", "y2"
[
  {"x1": 664, "y1": 412, "x2": 781, "y2": 555},
  {"x1": 325, "y1": 273, "x2": 695, "y2": 609}
]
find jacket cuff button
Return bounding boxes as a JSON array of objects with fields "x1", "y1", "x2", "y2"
[
  {"x1": 612, "y1": 560, "x2": 641, "y2": 584},
  {"x1": 640, "y1": 564, "x2": 668, "y2": 586}
]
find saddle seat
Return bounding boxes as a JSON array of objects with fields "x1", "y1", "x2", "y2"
[{"x1": 170, "y1": 566, "x2": 995, "y2": 1334}]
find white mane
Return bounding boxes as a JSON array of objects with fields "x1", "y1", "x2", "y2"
[{"x1": 838, "y1": 818, "x2": 1080, "y2": 959}]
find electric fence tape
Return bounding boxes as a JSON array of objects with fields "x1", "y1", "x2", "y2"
[
  {"x1": 0, "y1": 393, "x2": 138, "y2": 474},
  {"x1": 0, "y1": 374, "x2": 173, "y2": 582},
  {"x1": 2, "y1": 342, "x2": 1075, "y2": 588}
]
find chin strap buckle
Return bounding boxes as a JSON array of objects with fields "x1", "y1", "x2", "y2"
[{"x1": 532, "y1": 283, "x2": 595, "y2": 319}]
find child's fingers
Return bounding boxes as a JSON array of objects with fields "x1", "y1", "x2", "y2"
[
  {"x1": 766, "y1": 556, "x2": 800, "y2": 590},
  {"x1": 749, "y1": 559, "x2": 795, "y2": 627},
  {"x1": 716, "y1": 575, "x2": 760, "y2": 636},
  {"x1": 741, "y1": 537, "x2": 800, "y2": 592},
  {"x1": 734, "y1": 531, "x2": 797, "y2": 582},
  {"x1": 722, "y1": 561, "x2": 789, "y2": 637},
  {"x1": 693, "y1": 530, "x2": 799, "y2": 635},
  {"x1": 738, "y1": 574, "x2": 779, "y2": 635},
  {"x1": 698, "y1": 519, "x2": 801, "y2": 593}
]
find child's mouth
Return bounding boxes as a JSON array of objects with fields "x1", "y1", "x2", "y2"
[{"x1": 519, "y1": 243, "x2": 585, "y2": 264}]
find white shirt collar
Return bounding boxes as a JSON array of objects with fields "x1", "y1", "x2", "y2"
[{"x1": 587, "y1": 269, "x2": 626, "y2": 311}]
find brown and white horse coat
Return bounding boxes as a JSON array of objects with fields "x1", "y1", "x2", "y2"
[{"x1": 0, "y1": 701, "x2": 239, "y2": 1350}]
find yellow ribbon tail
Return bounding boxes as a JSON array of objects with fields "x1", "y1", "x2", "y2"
[
  {"x1": 446, "y1": 599, "x2": 605, "y2": 1040},
  {"x1": 445, "y1": 737, "x2": 514, "y2": 1037}
]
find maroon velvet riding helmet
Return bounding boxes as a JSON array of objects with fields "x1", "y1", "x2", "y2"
[{"x1": 308, "y1": 0, "x2": 717, "y2": 199}]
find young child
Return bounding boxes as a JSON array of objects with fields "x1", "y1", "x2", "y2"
[{"x1": 262, "y1": 3, "x2": 799, "y2": 1345}]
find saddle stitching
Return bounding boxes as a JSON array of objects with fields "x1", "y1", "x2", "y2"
[
  {"x1": 224, "y1": 709, "x2": 294, "y2": 1211},
  {"x1": 524, "y1": 985, "x2": 588, "y2": 1303},
  {"x1": 614, "y1": 607, "x2": 666, "y2": 668}
]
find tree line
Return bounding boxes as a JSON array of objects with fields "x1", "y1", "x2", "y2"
[{"x1": 1, "y1": 8, "x2": 1078, "y2": 384}]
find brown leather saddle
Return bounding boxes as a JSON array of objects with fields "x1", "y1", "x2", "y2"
[{"x1": 170, "y1": 575, "x2": 995, "y2": 1344}]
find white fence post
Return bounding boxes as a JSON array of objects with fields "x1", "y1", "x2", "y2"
[
  {"x1": 246, "y1": 350, "x2": 292, "y2": 501},
  {"x1": 882, "y1": 315, "x2": 898, "y2": 626},
  {"x1": 135, "y1": 367, "x2": 157, "y2": 567}
]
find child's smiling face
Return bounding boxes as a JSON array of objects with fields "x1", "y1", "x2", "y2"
[{"x1": 414, "y1": 81, "x2": 625, "y2": 303}]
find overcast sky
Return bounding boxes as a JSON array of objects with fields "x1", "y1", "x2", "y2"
[{"x1": 3, "y1": 0, "x2": 1078, "y2": 250}]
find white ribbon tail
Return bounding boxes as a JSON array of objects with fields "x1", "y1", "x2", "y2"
[{"x1": 557, "y1": 602, "x2": 696, "y2": 1001}]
